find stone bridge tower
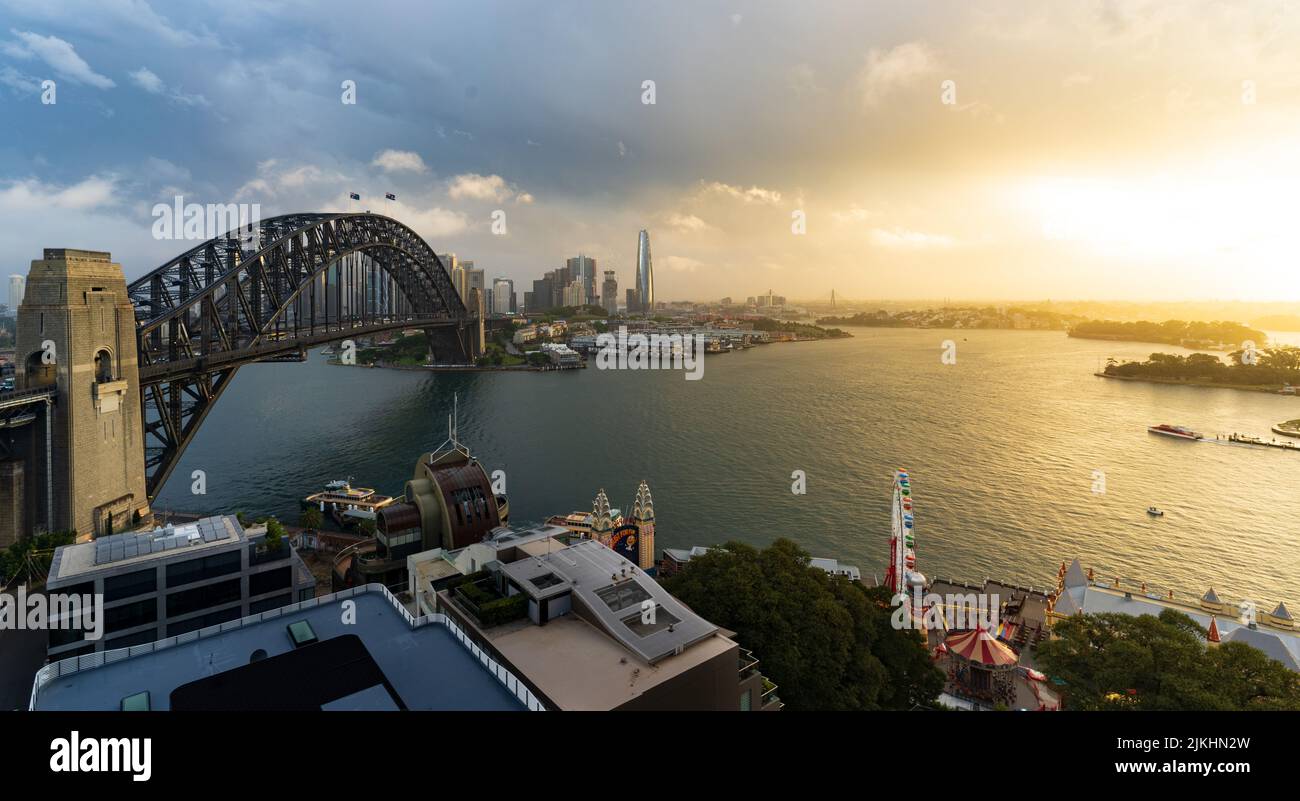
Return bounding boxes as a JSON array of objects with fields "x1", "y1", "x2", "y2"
[{"x1": 15, "y1": 249, "x2": 150, "y2": 540}]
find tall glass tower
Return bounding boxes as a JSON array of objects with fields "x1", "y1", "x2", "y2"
[{"x1": 635, "y1": 229, "x2": 654, "y2": 315}]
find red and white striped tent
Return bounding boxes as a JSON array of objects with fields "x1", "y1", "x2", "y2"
[{"x1": 943, "y1": 625, "x2": 1019, "y2": 669}]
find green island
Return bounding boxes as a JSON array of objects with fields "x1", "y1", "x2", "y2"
[
  {"x1": 1101, "y1": 347, "x2": 1300, "y2": 392},
  {"x1": 817, "y1": 305, "x2": 1075, "y2": 330},
  {"x1": 1069, "y1": 319, "x2": 1266, "y2": 349}
]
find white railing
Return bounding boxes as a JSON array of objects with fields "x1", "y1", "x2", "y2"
[{"x1": 29, "y1": 583, "x2": 544, "y2": 712}]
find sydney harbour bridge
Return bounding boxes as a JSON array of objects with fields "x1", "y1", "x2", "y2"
[{"x1": 0, "y1": 213, "x2": 481, "y2": 539}]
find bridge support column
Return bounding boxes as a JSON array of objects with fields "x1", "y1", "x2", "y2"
[
  {"x1": 14, "y1": 249, "x2": 151, "y2": 540},
  {"x1": 424, "y1": 324, "x2": 476, "y2": 365}
]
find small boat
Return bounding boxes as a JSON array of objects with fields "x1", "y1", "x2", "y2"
[
  {"x1": 1147, "y1": 506, "x2": 1164, "y2": 517},
  {"x1": 1148, "y1": 424, "x2": 1201, "y2": 440}
]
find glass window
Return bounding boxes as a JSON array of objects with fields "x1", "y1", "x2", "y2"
[
  {"x1": 166, "y1": 577, "x2": 240, "y2": 618},
  {"x1": 249, "y1": 566, "x2": 291, "y2": 596},
  {"x1": 104, "y1": 569, "x2": 157, "y2": 602},
  {"x1": 166, "y1": 550, "x2": 241, "y2": 588},
  {"x1": 249, "y1": 593, "x2": 291, "y2": 615},
  {"x1": 104, "y1": 598, "x2": 158, "y2": 634},
  {"x1": 286, "y1": 620, "x2": 317, "y2": 647},
  {"x1": 165, "y1": 605, "x2": 242, "y2": 636},
  {"x1": 740, "y1": 689, "x2": 752, "y2": 711}
]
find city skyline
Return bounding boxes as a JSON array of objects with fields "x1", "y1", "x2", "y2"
[{"x1": 3, "y1": 2, "x2": 1300, "y2": 302}]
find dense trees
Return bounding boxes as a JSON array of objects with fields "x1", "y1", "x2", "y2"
[
  {"x1": 0, "y1": 530, "x2": 77, "y2": 587},
  {"x1": 662, "y1": 538, "x2": 943, "y2": 710},
  {"x1": 1035, "y1": 610, "x2": 1300, "y2": 711},
  {"x1": 1104, "y1": 347, "x2": 1300, "y2": 387},
  {"x1": 1070, "y1": 319, "x2": 1266, "y2": 347}
]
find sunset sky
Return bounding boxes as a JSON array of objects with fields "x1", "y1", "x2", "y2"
[{"x1": 2, "y1": 0, "x2": 1299, "y2": 302}]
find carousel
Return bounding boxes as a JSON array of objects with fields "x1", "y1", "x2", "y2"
[{"x1": 940, "y1": 624, "x2": 1021, "y2": 706}]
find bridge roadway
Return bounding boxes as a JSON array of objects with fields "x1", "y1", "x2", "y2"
[{"x1": 137, "y1": 313, "x2": 457, "y2": 382}]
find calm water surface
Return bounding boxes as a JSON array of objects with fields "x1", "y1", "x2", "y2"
[{"x1": 155, "y1": 327, "x2": 1300, "y2": 608}]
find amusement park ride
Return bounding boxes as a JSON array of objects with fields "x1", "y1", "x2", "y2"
[{"x1": 885, "y1": 469, "x2": 927, "y2": 631}]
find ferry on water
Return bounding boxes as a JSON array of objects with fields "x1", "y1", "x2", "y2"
[
  {"x1": 302, "y1": 478, "x2": 398, "y2": 527},
  {"x1": 1147, "y1": 423, "x2": 1201, "y2": 440}
]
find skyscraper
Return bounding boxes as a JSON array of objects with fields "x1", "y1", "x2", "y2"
[
  {"x1": 8, "y1": 275, "x2": 24, "y2": 315},
  {"x1": 567, "y1": 255, "x2": 597, "y2": 305},
  {"x1": 601, "y1": 270, "x2": 618, "y2": 316},
  {"x1": 466, "y1": 266, "x2": 485, "y2": 304},
  {"x1": 635, "y1": 230, "x2": 653, "y2": 316},
  {"x1": 492, "y1": 278, "x2": 515, "y2": 316}
]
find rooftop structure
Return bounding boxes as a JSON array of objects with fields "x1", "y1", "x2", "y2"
[
  {"x1": 45, "y1": 514, "x2": 315, "y2": 658},
  {"x1": 414, "y1": 533, "x2": 778, "y2": 711},
  {"x1": 30, "y1": 584, "x2": 536, "y2": 711},
  {"x1": 1050, "y1": 558, "x2": 1300, "y2": 671}
]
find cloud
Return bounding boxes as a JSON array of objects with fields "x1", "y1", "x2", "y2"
[
  {"x1": 235, "y1": 160, "x2": 346, "y2": 201},
  {"x1": 832, "y1": 205, "x2": 875, "y2": 223},
  {"x1": 663, "y1": 212, "x2": 710, "y2": 232},
  {"x1": 857, "y1": 41, "x2": 938, "y2": 108},
  {"x1": 1062, "y1": 72, "x2": 1093, "y2": 88},
  {"x1": 618, "y1": 140, "x2": 627, "y2": 157},
  {"x1": 3, "y1": 30, "x2": 114, "y2": 88},
  {"x1": 0, "y1": 64, "x2": 40, "y2": 94},
  {"x1": 660, "y1": 255, "x2": 706, "y2": 273},
  {"x1": 869, "y1": 227, "x2": 957, "y2": 250},
  {"x1": 448, "y1": 173, "x2": 530, "y2": 203},
  {"x1": 128, "y1": 66, "x2": 163, "y2": 93},
  {"x1": 371, "y1": 149, "x2": 429, "y2": 173},
  {"x1": 128, "y1": 65, "x2": 208, "y2": 106},
  {"x1": 788, "y1": 63, "x2": 824, "y2": 94},
  {"x1": 698, "y1": 181, "x2": 782, "y2": 205},
  {"x1": 387, "y1": 202, "x2": 468, "y2": 238},
  {"x1": 0, "y1": 174, "x2": 119, "y2": 211}
]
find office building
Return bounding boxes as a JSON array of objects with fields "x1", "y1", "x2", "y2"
[
  {"x1": 567, "y1": 255, "x2": 597, "y2": 305},
  {"x1": 42, "y1": 515, "x2": 316, "y2": 659},
  {"x1": 466, "y1": 265, "x2": 485, "y2": 301},
  {"x1": 564, "y1": 278, "x2": 585, "y2": 308},
  {"x1": 492, "y1": 278, "x2": 515, "y2": 316},
  {"x1": 29, "y1": 584, "x2": 538, "y2": 711},
  {"x1": 601, "y1": 270, "x2": 618, "y2": 315},
  {"x1": 8, "y1": 274, "x2": 24, "y2": 315},
  {"x1": 635, "y1": 230, "x2": 654, "y2": 316},
  {"x1": 529, "y1": 276, "x2": 553, "y2": 313},
  {"x1": 411, "y1": 535, "x2": 782, "y2": 711}
]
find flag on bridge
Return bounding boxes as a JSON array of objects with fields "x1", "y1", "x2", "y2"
[
  {"x1": 349, "y1": 192, "x2": 361, "y2": 200},
  {"x1": 385, "y1": 193, "x2": 396, "y2": 201}
]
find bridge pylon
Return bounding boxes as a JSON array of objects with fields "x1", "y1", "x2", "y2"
[{"x1": 14, "y1": 249, "x2": 150, "y2": 540}]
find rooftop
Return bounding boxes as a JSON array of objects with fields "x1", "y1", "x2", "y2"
[
  {"x1": 31, "y1": 585, "x2": 533, "y2": 711},
  {"x1": 503, "y1": 539, "x2": 717, "y2": 664},
  {"x1": 1058, "y1": 581, "x2": 1300, "y2": 671},
  {"x1": 49, "y1": 515, "x2": 243, "y2": 585}
]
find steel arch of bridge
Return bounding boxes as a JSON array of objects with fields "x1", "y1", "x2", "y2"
[{"x1": 128, "y1": 213, "x2": 473, "y2": 499}]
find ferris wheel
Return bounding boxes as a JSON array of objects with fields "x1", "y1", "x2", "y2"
[{"x1": 885, "y1": 469, "x2": 927, "y2": 619}]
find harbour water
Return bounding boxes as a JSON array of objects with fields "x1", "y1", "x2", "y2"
[{"x1": 154, "y1": 327, "x2": 1300, "y2": 608}]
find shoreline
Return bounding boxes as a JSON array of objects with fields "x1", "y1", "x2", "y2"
[{"x1": 1093, "y1": 371, "x2": 1295, "y2": 395}]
